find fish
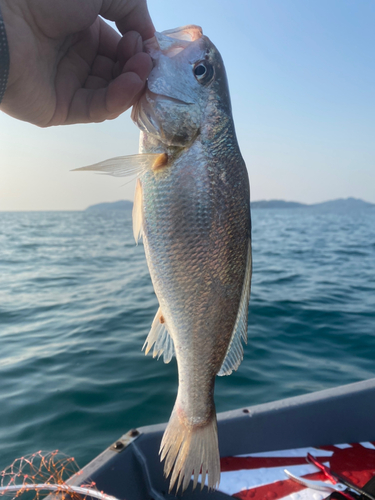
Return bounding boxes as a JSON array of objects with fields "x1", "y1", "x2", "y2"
[{"x1": 74, "y1": 25, "x2": 251, "y2": 494}]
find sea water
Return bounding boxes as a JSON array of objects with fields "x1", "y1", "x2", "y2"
[{"x1": 0, "y1": 208, "x2": 374, "y2": 472}]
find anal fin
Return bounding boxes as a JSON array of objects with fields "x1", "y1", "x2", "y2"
[
  {"x1": 143, "y1": 308, "x2": 175, "y2": 363},
  {"x1": 218, "y1": 239, "x2": 252, "y2": 376}
]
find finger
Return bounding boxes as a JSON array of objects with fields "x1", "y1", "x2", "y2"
[
  {"x1": 101, "y1": 0, "x2": 155, "y2": 41},
  {"x1": 84, "y1": 75, "x2": 108, "y2": 90},
  {"x1": 97, "y1": 17, "x2": 121, "y2": 61},
  {"x1": 117, "y1": 1, "x2": 155, "y2": 41},
  {"x1": 122, "y1": 51, "x2": 152, "y2": 79},
  {"x1": 113, "y1": 31, "x2": 143, "y2": 78},
  {"x1": 87, "y1": 47, "x2": 151, "y2": 90},
  {"x1": 89, "y1": 55, "x2": 114, "y2": 83},
  {"x1": 65, "y1": 52, "x2": 152, "y2": 124},
  {"x1": 116, "y1": 31, "x2": 143, "y2": 72},
  {"x1": 105, "y1": 71, "x2": 144, "y2": 119},
  {"x1": 66, "y1": 73, "x2": 142, "y2": 124}
]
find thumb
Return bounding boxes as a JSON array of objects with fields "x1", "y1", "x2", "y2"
[{"x1": 100, "y1": 0, "x2": 155, "y2": 40}]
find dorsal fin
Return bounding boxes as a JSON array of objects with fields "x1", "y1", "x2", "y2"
[
  {"x1": 143, "y1": 308, "x2": 175, "y2": 364},
  {"x1": 218, "y1": 240, "x2": 252, "y2": 376}
]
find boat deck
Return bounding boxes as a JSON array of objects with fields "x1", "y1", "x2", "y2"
[{"x1": 67, "y1": 378, "x2": 375, "y2": 499}]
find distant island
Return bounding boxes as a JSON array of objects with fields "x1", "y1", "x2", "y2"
[
  {"x1": 86, "y1": 197, "x2": 374, "y2": 211},
  {"x1": 251, "y1": 197, "x2": 375, "y2": 210},
  {"x1": 86, "y1": 200, "x2": 133, "y2": 211}
]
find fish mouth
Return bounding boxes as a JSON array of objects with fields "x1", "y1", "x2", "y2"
[
  {"x1": 131, "y1": 86, "x2": 199, "y2": 146},
  {"x1": 146, "y1": 89, "x2": 193, "y2": 106},
  {"x1": 131, "y1": 88, "x2": 192, "y2": 136},
  {"x1": 144, "y1": 25, "x2": 203, "y2": 58}
]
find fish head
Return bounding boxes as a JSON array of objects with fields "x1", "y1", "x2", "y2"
[{"x1": 132, "y1": 25, "x2": 230, "y2": 148}]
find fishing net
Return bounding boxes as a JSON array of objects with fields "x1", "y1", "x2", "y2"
[{"x1": 0, "y1": 451, "x2": 115, "y2": 500}]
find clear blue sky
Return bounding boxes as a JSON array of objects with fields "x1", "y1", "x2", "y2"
[{"x1": 1, "y1": 0, "x2": 374, "y2": 210}]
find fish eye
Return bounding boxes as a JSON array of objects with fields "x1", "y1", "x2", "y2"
[
  {"x1": 194, "y1": 65, "x2": 206, "y2": 76},
  {"x1": 193, "y1": 61, "x2": 214, "y2": 85}
]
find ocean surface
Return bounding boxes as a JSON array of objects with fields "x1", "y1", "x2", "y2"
[{"x1": 0, "y1": 208, "x2": 374, "y2": 473}]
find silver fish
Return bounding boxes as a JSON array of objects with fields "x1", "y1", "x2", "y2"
[{"x1": 74, "y1": 25, "x2": 251, "y2": 494}]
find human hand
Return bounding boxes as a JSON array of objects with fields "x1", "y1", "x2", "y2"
[{"x1": 0, "y1": 0, "x2": 154, "y2": 126}]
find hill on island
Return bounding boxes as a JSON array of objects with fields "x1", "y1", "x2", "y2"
[
  {"x1": 251, "y1": 197, "x2": 374, "y2": 210},
  {"x1": 86, "y1": 200, "x2": 133, "y2": 211},
  {"x1": 86, "y1": 197, "x2": 374, "y2": 211},
  {"x1": 251, "y1": 200, "x2": 306, "y2": 209}
]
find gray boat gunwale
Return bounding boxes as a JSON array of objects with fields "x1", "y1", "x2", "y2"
[{"x1": 68, "y1": 378, "x2": 375, "y2": 499}]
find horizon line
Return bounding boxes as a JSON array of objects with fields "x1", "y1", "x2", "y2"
[{"x1": 1, "y1": 196, "x2": 374, "y2": 213}]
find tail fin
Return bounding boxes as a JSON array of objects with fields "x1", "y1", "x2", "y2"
[{"x1": 159, "y1": 406, "x2": 220, "y2": 493}]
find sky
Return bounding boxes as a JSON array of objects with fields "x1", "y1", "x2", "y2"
[{"x1": 0, "y1": 0, "x2": 374, "y2": 211}]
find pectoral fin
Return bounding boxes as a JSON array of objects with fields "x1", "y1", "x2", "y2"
[
  {"x1": 72, "y1": 154, "x2": 161, "y2": 177},
  {"x1": 143, "y1": 308, "x2": 175, "y2": 363},
  {"x1": 218, "y1": 239, "x2": 252, "y2": 376}
]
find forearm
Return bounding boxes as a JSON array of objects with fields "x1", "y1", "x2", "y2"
[{"x1": 0, "y1": 2, "x2": 10, "y2": 104}]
